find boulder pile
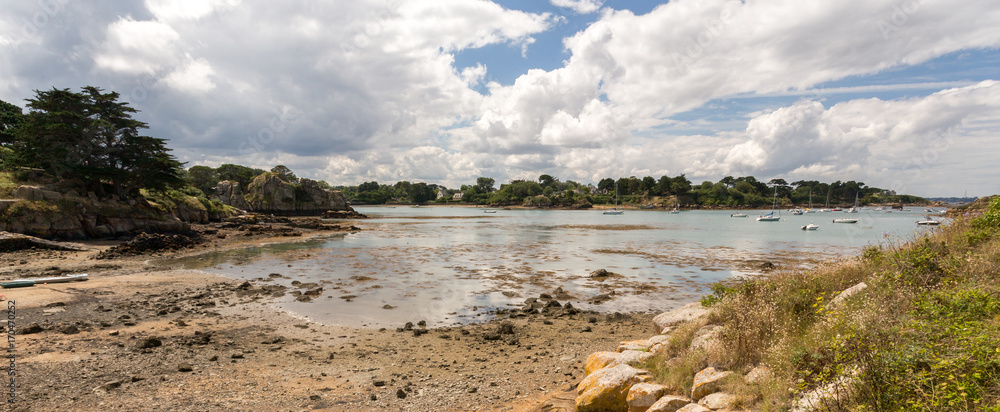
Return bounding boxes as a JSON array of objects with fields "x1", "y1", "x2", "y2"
[{"x1": 573, "y1": 302, "x2": 758, "y2": 412}]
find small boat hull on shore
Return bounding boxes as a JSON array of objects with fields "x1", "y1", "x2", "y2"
[{"x1": 1, "y1": 273, "x2": 88, "y2": 288}]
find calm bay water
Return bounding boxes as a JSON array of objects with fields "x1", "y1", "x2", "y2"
[{"x1": 168, "y1": 206, "x2": 944, "y2": 328}]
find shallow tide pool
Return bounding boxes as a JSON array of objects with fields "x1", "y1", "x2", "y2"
[{"x1": 165, "y1": 207, "x2": 943, "y2": 328}]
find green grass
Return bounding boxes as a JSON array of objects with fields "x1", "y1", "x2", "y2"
[{"x1": 0, "y1": 171, "x2": 20, "y2": 198}]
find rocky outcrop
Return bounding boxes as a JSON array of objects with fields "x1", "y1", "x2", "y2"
[
  {"x1": 228, "y1": 173, "x2": 355, "y2": 215},
  {"x1": 212, "y1": 180, "x2": 248, "y2": 210},
  {"x1": 296, "y1": 179, "x2": 348, "y2": 211},
  {"x1": 245, "y1": 173, "x2": 296, "y2": 212},
  {"x1": 14, "y1": 185, "x2": 64, "y2": 202},
  {"x1": 577, "y1": 303, "x2": 753, "y2": 412},
  {"x1": 1, "y1": 185, "x2": 195, "y2": 239}
]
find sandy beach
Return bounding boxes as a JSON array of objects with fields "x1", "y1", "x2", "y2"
[{"x1": 3, "y1": 218, "x2": 657, "y2": 411}]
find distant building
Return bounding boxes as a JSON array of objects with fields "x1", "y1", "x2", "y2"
[
  {"x1": 436, "y1": 189, "x2": 447, "y2": 200},
  {"x1": 452, "y1": 192, "x2": 464, "y2": 201}
]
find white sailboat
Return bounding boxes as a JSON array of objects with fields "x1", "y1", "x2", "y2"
[
  {"x1": 801, "y1": 222, "x2": 819, "y2": 230},
  {"x1": 604, "y1": 182, "x2": 624, "y2": 215},
  {"x1": 846, "y1": 192, "x2": 859, "y2": 213},
  {"x1": 757, "y1": 187, "x2": 781, "y2": 222},
  {"x1": 668, "y1": 200, "x2": 680, "y2": 214}
]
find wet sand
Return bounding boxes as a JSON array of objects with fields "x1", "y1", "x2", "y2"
[{"x1": 2, "y1": 219, "x2": 662, "y2": 411}]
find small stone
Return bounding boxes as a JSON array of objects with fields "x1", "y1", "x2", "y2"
[
  {"x1": 374, "y1": 381, "x2": 386, "y2": 387},
  {"x1": 231, "y1": 352, "x2": 245, "y2": 359},
  {"x1": 99, "y1": 380, "x2": 124, "y2": 392},
  {"x1": 177, "y1": 363, "x2": 193, "y2": 372},
  {"x1": 135, "y1": 337, "x2": 162, "y2": 350},
  {"x1": 396, "y1": 389, "x2": 407, "y2": 399}
]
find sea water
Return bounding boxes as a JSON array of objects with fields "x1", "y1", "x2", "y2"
[{"x1": 167, "y1": 207, "x2": 942, "y2": 328}]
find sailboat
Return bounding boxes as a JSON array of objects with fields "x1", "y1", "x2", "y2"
[
  {"x1": 846, "y1": 193, "x2": 859, "y2": 213},
  {"x1": 668, "y1": 200, "x2": 680, "y2": 214},
  {"x1": 757, "y1": 187, "x2": 781, "y2": 222},
  {"x1": 820, "y1": 191, "x2": 831, "y2": 212},
  {"x1": 603, "y1": 182, "x2": 624, "y2": 215}
]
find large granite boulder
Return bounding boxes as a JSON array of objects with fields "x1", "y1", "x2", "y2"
[
  {"x1": 584, "y1": 351, "x2": 656, "y2": 377},
  {"x1": 646, "y1": 395, "x2": 693, "y2": 412},
  {"x1": 576, "y1": 364, "x2": 650, "y2": 412},
  {"x1": 212, "y1": 180, "x2": 248, "y2": 210},
  {"x1": 691, "y1": 367, "x2": 732, "y2": 400},
  {"x1": 245, "y1": 173, "x2": 297, "y2": 212},
  {"x1": 627, "y1": 382, "x2": 671, "y2": 412},
  {"x1": 296, "y1": 178, "x2": 348, "y2": 211},
  {"x1": 234, "y1": 174, "x2": 353, "y2": 214},
  {"x1": 652, "y1": 302, "x2": 709, "y2": 334}
]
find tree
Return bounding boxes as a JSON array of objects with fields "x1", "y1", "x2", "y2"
[
  {"x1": 358, "y1": 181, "x2": 380, "y2": 192},
  {"x1": 476, "y1": 177, "x2": 495, "y2": 193},
  {"x1": 187, "y1": 165, "x2": 219, "y2": 196},
  {"x1": 641, "y1": 176, "x2": 656, "y2": 194},
  {"x1": 597, "y1": 178, "x2": 615, "y2": 193},
  {"x1": 271, "y1": 165, "x2": 298, "y2": 183},
  {"x1": 217, "y1": 164, "x2": 261, "y2": 189},
  {"x1": 538, "y1": 174, "x2": 556, "y2": 188},
  {"x1": 407, "y1": 182, "x2": 435, "y2": 203},
  {"x1": 17, "y1": 87, "x2": 184, "y2": 196},
  {"x1": 670, "y1": 174, "x2": 692, "y2": 196},
  {"x1": 0, "y1": 99, "x2": 24, "y2": 146}
]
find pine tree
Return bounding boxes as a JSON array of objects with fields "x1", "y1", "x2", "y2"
[{"x1": 16, "y1": 86, "x2": 185, "y2": 197}]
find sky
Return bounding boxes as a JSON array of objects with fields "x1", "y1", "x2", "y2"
[{"x1": 1, "y1": 0, "x2": 999, "y2": 197}]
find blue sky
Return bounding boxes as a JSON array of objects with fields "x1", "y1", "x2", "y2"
[{"x1": 1, "y1": 0, "x2": 999, "y2": 196}]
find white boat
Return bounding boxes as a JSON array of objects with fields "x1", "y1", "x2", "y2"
[
  {"x1": 833, "y1": 218, "x2": 858, "y2": 224},
  {"x1": 789, "y1": 208, "x2": 804, "y2": 215},
  {"x1": 916, "y1": 218, "x2": 941, "y2": 225},
  {"x1": 603, "y1": 182, "x2": 624, "y2": 215},
  {"x1": 483, "y1": 209, "x2": 497, "y2": 214},
  {"x1": 731, "y1": 213, "x2": 748, "y2": 218},
  {"x1": 668, "y1": 201, "x2": 680, "y2": 214},
  {"x1": 801, "y1": 223, "x2": 819, "y2": 231},
  {"x1": 757, "y1": 187, "x2": 781, "y2": 222},
  {"x1": 873, "y1": 207, "x2": 884, "y2": 211}
]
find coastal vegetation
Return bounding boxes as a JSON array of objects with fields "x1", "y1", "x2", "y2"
[{"x1": 635, "y1": 196, "x2": 1000, "y2": 410}]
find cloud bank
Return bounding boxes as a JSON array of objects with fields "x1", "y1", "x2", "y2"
[{"x1": 0, "y1": 0, "x2": 998, "y2": 196}]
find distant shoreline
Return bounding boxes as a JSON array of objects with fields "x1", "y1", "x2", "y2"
[{"x1": 352, "y1": 203, "x2": 945, "y2": 212}]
